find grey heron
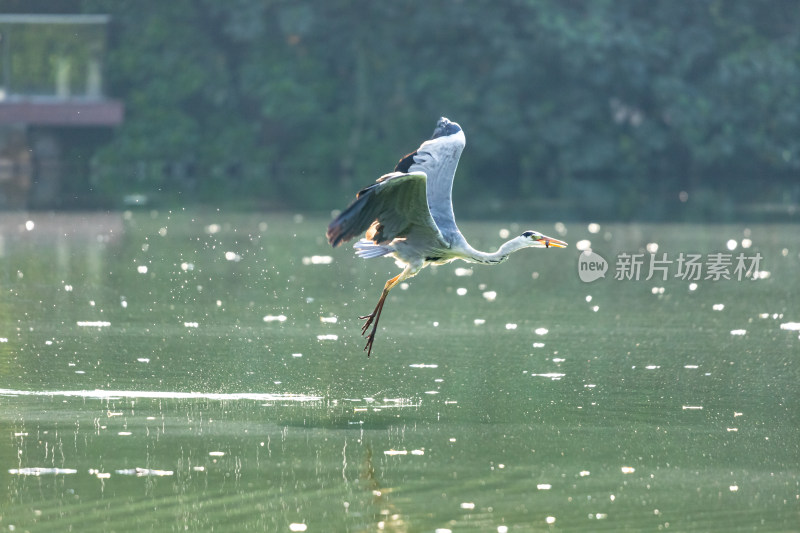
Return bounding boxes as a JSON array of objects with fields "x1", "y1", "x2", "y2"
[{"x1": 327, "y1": 117, "x2": 567, "y2": 356}]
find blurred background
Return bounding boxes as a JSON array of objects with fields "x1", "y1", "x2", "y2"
[{"x1": 0, "y1": 0, "x2": 797, "y2": 220}]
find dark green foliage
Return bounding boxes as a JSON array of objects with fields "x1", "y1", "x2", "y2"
[{"x1": 81, "y1": 0, "x2": 799, "y2": 219}]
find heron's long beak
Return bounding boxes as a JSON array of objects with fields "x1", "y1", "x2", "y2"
[{"x1": 541, "y1": 235, "x2": 567, "y2": 248}]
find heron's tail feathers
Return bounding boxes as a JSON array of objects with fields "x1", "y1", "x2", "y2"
[{"x1": 354, "y1": 239, "x2": 392, "y2": 259}]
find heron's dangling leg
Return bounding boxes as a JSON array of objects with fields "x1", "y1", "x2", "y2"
[{"x1": 359, "y1": 272, "x2": 403, "y2": 357}]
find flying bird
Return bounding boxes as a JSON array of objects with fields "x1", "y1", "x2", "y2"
[{"x1": 327, "y1": 117, "x2": 567, "y2": 356}]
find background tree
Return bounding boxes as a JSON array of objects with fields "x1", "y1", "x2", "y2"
[{"x1": 80, "y1": 0, "x2": 799, "y2": 220}]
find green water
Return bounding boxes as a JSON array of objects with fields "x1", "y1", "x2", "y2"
[{"x1": 0, "y1": 211, "x2": 798, "y2": 532}]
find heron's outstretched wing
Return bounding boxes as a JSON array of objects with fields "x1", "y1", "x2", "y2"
[
  {"x1": 401, "y1": 123, "x2": 466, "y2": 245},
  {"x1": 327, "y1": 171, "x2": 445, "y2": 248}
]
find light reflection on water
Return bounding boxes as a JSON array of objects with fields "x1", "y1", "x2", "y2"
[
  {"x1": 0, "y1": 388, "x2": 325, "y2": 402},
  {"x1": 0, "y1": 213, "x2": 798, "y2": 532}
]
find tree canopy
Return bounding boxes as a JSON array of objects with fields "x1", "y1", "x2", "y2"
[{"x1": 80, "y1": 0, "x2": 799, "y2": 220}]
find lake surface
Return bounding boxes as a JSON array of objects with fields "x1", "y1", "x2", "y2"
[{"x1": 0, "y1": 211, "x2": 797, "y2": 532}]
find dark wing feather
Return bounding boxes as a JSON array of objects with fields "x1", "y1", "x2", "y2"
[
  {"x1": 394, "y1": 151, "x2": 417, "y2": 173},
  {"x1": 327, "y1": 172, "x2": 443, "y2": 248}
]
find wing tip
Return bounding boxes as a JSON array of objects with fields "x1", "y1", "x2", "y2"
[{"x1": 326, "y1": 225, "x2": 342, "y2": 247}]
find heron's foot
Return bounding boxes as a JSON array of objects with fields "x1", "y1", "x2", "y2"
[
  {"x1": 358, "y1": 312, "x2": 376, "y2": 334},
  {"x1": 362, "y1": 330, "x2": 376, "y2": 358},
  {"x1": 358, "y1": 293, "x2": 388, "y2": 358},
  {"x1": 358, "y1": 313, "x2": 379, "y2": 357}
]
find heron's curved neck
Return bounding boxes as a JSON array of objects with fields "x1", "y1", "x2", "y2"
[{"x1": 462, "y1": 238, "x2": 528, "y2": 265}]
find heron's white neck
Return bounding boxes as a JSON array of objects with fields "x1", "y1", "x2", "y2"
[{"x1": 461, "y1": 237, "x2": 531, "y2": 265}]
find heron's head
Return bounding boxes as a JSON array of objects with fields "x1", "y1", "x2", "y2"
[
  {"x1": 521, "y1": 230, "x2": 568, "y2": 249},
  {"x1": 431, "y1": 117, "x2": 462, "y2": 139}
]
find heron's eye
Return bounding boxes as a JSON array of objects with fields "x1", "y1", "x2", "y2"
[{"x1": 522, "y1": 231, "x2": 536, "y2": 238}]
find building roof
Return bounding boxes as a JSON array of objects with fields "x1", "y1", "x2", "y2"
[{"x1": 0, "y1": 100, "x2": 124, "y2": 126}]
